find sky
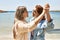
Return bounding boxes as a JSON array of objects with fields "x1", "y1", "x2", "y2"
[{"x1": 0, "y1": 0, "x2": 60, "y2": 11}]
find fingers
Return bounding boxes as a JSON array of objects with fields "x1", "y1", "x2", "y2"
[
  {"x1": 42, "y1": 3, "x2": 50, "y2": 14},
  {"x1": 45, "y1": 3, "x2": 50, "y2": 8},
  {"x1": 43, "y1": 3, "x2": 50, "y2": 10}
]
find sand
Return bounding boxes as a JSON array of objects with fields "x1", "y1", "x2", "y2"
[{"x1": 0, "y1": 29, "x2": 60, "y2": 40}]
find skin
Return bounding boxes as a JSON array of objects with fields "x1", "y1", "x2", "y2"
[
  {"x1": 32, "y1": 10, "x2": 40, "y2": 18},
  {"x1": 44, "y1": 3, "x2": 51, "y2": 22},
  {"x1": 23, "y1": 10, "x2": 28, "y2": 20}
]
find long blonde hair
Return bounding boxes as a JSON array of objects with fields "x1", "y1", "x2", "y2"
[{"x1": 13, "y1": 6, "x2": 27, "y2": 39}]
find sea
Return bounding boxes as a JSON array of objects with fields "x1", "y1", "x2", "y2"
[{"x1": 0, "y1": 11, "x2": 60, "y2": 40}]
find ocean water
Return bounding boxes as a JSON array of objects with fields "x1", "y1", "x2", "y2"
[
  {"x1": 0, "y1": 11, "x2": 60, "y2": 34},
  {"x1": 0, "y1": 11, "x2": 60, "y2": 40}
]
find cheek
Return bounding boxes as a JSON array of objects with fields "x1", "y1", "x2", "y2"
[
  {"x1": 27, "y1": 13, "x2": 28, "y2": 17},
  {"x1": 35, "y1": 14, "x2": 38, "y2": 16},
  {"x1": 23, "y1": 13, "x2": 26, "y2": 17},
  {"x1": 25, "y1": 13, "x2": 28, "y2": 17}
]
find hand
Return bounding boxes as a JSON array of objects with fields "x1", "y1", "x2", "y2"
[
  {"x1": 43, "y1": 3, "x2": 51, "y2": 22},
  {"x1": 44, "y1": 3, "x2": 50, "y2": 9},
  {"x1": 43, "y1": 3, "x2": 50, "y2": 14}
]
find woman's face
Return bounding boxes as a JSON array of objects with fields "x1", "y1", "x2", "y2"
[
  {"x1": 33, "y1": 8, "x2": 40, "y2": 17},
  {"x1": 23, "y1": 10, "x2": 28, "y2": 19},
  {"x1": 33, "y1": 10, "x2": 39, "y2": 17}
]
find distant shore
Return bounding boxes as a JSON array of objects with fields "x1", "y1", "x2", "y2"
[
  {"x1": 50, "y1": 10, "x2": 60, "y2": 12},
  {"x1": 0, "y1": 10, "x2": 60, "y2": 13},
  {"x1": 0, "y1": 10, "x2": 7, "y2": 13}
]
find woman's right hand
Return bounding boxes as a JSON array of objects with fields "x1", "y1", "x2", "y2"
[
  {"x1": 44, "y1": 3, "x2": 50, "y2": 9},
  {"x1": 44, "y1": 3, "x2": 51, "y2": 22},
  {"x1": 43, "y1": 3, "x2": 50, "y2": 14}
]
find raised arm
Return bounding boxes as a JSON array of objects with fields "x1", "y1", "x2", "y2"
[
  {"x1": 18, "y1": 9, "x2": 45, "y2": 33},
  {"x1": 44, "y1": 3, "x2": 51, "y2": 22},
  {"x1": 43, "y1": 4, "x2": 54, "y2": 31}
]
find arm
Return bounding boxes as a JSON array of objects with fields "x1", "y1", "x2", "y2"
[
  {"x1": 43, "y1": 4, "x2": 54, "y2": 31},
  {"x1": 44, "y1": 3, "x2": 51, "y2": 22},
  {"x1": 45, "y1": 10, "x2": 51, "y2": 22},
  {"x1": 18, "y1": 10, "x2": 45, "y2": 33}
]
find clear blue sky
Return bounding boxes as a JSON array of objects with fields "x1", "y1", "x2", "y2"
[{"x1": 0, "y1": 0, "x2": 60, "y2": 11}]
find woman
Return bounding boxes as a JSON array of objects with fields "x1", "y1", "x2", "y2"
[
  {"x1": 30, "y1": 4, "x2": 54, "y2": 40},
  {"x1": 12, "y1": 6, "x2": 46, "y2": 40}
]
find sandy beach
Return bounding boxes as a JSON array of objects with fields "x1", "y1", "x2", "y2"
[
  {"x1": 0, "y1": 31, "x2": 60, "y2": 40},
  {"x1": 45, "y1": 31, "x2": 60, "y2": 40},
  {"x1": 0, "y1": 27, "x2": 60, "y2": 40}
]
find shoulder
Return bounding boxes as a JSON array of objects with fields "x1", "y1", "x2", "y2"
[
  {"x1": 13, "y1": 21, "x2": 24, "y2": 29},
  {"x1": 17, "y1": 21, "x2": 28, "y2": 28}
]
